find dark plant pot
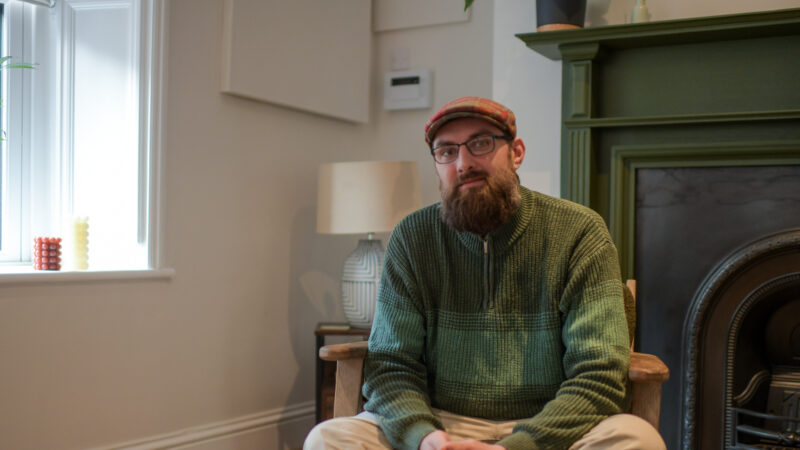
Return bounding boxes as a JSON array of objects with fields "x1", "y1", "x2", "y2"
[{"x1": 536, "y1": 0, "x2": 587, "y2": 32}]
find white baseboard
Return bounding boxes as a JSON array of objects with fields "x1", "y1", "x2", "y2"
[{"x1": 92, "y1": 401, "x2": 315, "y2": 450}]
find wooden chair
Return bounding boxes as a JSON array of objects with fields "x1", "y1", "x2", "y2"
[{"x1": 319, "y1": 280, "x2": 669, "y2": 430}]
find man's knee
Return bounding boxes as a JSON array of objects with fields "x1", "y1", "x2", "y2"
[
  {"x1": 304, "y1": 420, "x2": 334, "y2": 450},
  {"x1": 571, "y1": 414, "x2": 666, "y2": 450},
  {"x1": 303, "y1": 414, "x2": 391, "y2": 450}
]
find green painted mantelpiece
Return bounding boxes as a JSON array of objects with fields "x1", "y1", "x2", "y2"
[
  {"x1": 516, "y1": 8, "x2": 800, "y2": 278},
  {"x1": 519, "y1": 12, "x2": 800, "y2": 449}
]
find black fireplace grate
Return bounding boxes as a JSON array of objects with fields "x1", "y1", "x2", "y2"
[{"x1": 731, "y1": 408, "x2": 800, "y2": 449}]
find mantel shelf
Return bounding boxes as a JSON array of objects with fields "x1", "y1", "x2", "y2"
[
  {"x1": 564, "y1": 109, "x2": 800, "y2": 128},
  {"x1": 517, "y1": 8, "x2": 800, "y2": 60}
]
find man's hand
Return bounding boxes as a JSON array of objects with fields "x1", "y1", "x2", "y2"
[
  {"x1": 420, "y1": 432, "x2": 505, "y2": 450},
  {"x1": 420, "y1": 430, "x2": 451, "y2": 450},
  {"x1": 441, "y1": 440, "x2": 505, "y2": 450}
]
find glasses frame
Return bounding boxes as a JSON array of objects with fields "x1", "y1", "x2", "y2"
[{"x1": 430, "y1": 134, "x2": 510, "y2": 164}]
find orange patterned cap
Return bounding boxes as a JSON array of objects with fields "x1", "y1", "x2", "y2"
[{"x1": 425, "y1": 96, "x2": 516, "y2": 146}]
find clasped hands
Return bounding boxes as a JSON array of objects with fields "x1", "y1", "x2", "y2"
[{"x1": 420, "y1": 430, "x2": 505, "y2": 450}]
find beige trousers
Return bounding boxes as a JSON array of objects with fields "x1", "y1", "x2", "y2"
[{"x1": 304, "y1": 409, "x2": 666, "y2": 450}]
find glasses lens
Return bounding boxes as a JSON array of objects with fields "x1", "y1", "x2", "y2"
[
  {"x1": 467, "y1": 136, "x2": 495, "y2": 155},
  {"x1": 434, "y1": 145, "x2": 459, "y2": 163}
]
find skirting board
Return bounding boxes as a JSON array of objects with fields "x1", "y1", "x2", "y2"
[{"x1": 91, "y1": 401, "x2": 314, "y2": 450}]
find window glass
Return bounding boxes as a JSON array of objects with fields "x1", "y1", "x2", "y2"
[{"x1": 0, "y1": 0, "x2": 157, "y2": 272}]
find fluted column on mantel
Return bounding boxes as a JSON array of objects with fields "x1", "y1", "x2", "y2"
[{"x1": 560, "y1": 43, "x2": 600, "y2": 207}]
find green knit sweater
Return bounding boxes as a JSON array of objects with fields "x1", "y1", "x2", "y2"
[{"x1": 362, "y1": 187, "x2": 630, "y2": 450}]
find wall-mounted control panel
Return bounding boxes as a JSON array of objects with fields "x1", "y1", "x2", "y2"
[{"x1": 383, "y1": 69, "x2": 432, "y2": 110}]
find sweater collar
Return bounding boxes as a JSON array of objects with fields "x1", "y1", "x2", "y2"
[{"x1": 451, "y1": 186, "x2": 534, "y2": 254}]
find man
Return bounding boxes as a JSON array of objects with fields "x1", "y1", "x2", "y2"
[{"x1": 305, "y1": 97, "x2": 665, "y2": 450}]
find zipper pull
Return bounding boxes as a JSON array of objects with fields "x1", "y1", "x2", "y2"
[{"x1": 483, "y1": 238, "x2": 488, "y2": 254}]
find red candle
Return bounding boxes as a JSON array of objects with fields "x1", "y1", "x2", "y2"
[{"x1": 33, "y1": 237, "x2": 62, "y2": 270}]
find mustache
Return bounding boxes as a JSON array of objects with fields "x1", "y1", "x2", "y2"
[{"x1": 457, "y1": 170, "x2": 489, "y2": 186}]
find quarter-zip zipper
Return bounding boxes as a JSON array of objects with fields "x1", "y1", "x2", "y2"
[{"x1": 483, "y1": 237, "x2": 493, "y2": 310}]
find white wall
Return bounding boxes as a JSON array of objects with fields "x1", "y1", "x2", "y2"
[
  {"x1": 492, "y1": 0, "x2": 561, "y2": 196},
  {"x1": 585, "y1": 0, "x2": 799, "y2": 27},
  {"x1": 368, "y1": 1, "x2": 494, "y2": 206}
]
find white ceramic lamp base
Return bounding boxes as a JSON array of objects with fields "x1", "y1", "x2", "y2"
[{"x1": 341, "y1": 238, "x2": 384, "y2": 329}]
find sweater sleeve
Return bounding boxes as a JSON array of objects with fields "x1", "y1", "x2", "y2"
[
  {"x1": 498, "y1": 225, "x2": 630, "y2": 449},
  {"x1": 361, "y1": 228, "x2": 443, "y2": 450}
]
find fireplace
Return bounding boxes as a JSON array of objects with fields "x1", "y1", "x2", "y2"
[
  {"x1": 519, "y1": 9, "x2": 800, "y2": 449},
  {"x1": 636, "y1": 165, "x2": 800, "y2": 449}
]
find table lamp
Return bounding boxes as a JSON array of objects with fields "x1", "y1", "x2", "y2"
[{"x1": 317, "y1": 161, "x2": 421, "y2": 329}]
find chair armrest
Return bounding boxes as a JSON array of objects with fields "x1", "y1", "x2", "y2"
[
  {"x1": 628, "y1": 351, "x2": 669, "y2": 429},
  {"x1": 629, "y1": 351, "x2": 669, "y2": 383},
  {"x1": 319, "y1": 340, "x2": 368, "y2": 362},
  {"x1": 319, "y1": 341, "x2": 368, "y2": 418}
]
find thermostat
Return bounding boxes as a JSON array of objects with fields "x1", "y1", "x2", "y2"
[{"x1": 383, "y1": 69, "x2": 432, "y2": 110}]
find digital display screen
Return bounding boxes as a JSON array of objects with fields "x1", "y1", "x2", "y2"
[{"x1": 391, "y1": 76, "x2": 420, "y2": 86}]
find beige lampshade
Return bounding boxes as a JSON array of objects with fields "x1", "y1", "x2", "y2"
[{"x1": 316, "y1": 161, "x2": 422, "y2": 235}]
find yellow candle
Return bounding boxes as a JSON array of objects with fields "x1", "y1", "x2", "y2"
[{"x1": 72, "y1": 217, "x2": 89, "y2": 270}]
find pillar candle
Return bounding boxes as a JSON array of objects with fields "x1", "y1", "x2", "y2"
[
  {"x1": 72, "y1": 217, "x2": 89, "y2": 270},
  {"x1": 33, "y1": 237, "x2": 62, "y2": 270}
]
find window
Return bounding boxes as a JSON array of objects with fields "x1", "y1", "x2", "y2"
[{"x1": 0, "y1": 0, "x2": 164, "y2": 273}]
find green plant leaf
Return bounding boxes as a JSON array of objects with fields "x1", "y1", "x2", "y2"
[
  {"x1": 464, "y1": 0, "x2": 474, "y2": 11},
  {"x1": 0, "y1": 56, "x2": 36, "y2": 70},
  {"x1": 3, "y1": 63, "x2": 36, "y2": 69},
  {"x1": 0, "y1": 57, "x2": 35, "y2": 143}
]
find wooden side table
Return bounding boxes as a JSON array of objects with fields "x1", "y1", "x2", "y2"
[{"x1": 315, "y1": 323, "x2": 370, "y2": 423}]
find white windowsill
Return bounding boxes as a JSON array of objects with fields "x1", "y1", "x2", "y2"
[{"x1": 0, "y1": 267, "x2": 176, "y2": 285}]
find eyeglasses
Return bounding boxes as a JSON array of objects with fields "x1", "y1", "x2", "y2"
[{"x1": 430, "y1": 135, "x2": 509, "y2": 164}]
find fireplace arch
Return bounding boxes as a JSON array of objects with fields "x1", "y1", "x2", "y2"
[{"x1": 681, "y1": 228, "x2": 800, "y2": 449}]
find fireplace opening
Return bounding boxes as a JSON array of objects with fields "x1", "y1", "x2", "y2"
[{"x1": 727, "y1": 281, "x2": 800, "y2": 448}]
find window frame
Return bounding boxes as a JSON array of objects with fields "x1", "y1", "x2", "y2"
[
  {"x1": 0, "y1": 0, "x2": 31, "y2": 264},
  {"x1": 0, "y1": 0, "x2": 169, "y2": 278}
]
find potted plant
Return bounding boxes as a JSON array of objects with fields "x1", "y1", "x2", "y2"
[{"x1": 464, "y1": 0, "x2": 586, "y2": 32}]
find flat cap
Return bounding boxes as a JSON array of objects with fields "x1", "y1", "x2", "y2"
[{"x1": 425, "y1": 96, "x2": 516, "y2": 146}]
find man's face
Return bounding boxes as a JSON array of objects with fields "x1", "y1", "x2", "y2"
[
  {"x1": 431, "y1": 118, "x2": 523, "y2": 194},
  {"x1": 431, "y1": 117, "x2": 526, "y2": 235}
]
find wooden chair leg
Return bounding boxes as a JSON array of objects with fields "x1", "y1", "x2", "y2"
[
  {"x1": 333, "y1": 357, "x2": 365, "y2": 418},
  {"x1": 630, "y1": 380, "x2": 663, "y2": 429}
]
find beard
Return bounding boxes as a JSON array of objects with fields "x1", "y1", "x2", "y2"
[{"x1": 439, "y1": 165, "x2": 521, "y2": 236}]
